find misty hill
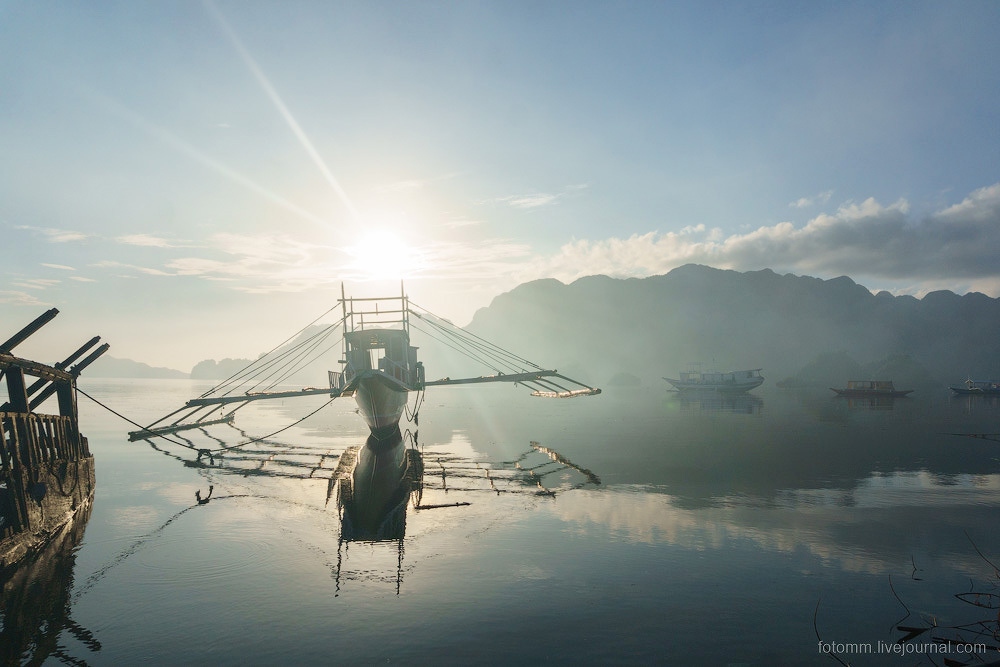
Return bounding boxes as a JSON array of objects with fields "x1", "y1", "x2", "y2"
[
  {"x1": 191, "y1": 358, "x2": 256, "y2": 380},
  {"x1": 462, "y1": 264, "x2": 1000, "y2": 388},
  {"x1": 86, "y1": 355, "x2": 188, "y2": 379}
]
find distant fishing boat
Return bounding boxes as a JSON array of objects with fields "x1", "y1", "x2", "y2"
[
  {"x1": 830, "y1": 380, "x2": 913, "y2": 397},
  {"x1": 949, "y1": 379, "x2": 1000, "y2": 395},
  {"x1": 663, "y1": 368, "x2": 764, "y2": 393}
]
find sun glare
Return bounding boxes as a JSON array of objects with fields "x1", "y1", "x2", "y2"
[{"x1": 346, "y1": 230, "x2": 421, "y2": 281}]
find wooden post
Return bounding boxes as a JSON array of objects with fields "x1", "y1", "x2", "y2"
[
  {"x1": 0, "y1": 308, "x2": 58, "y2": 353},
  {"x1": 28, "y1": 343, "x2": 108, "y2": 412},
  {"x1": 57, "y1": 381, "x2": 76, "y2": 418},
  {"x1": 5, "y1": 367, "x2": 29, "y2": 414},
  {"x1": 0, "y1": 415, "x2": 10, "y2": 472},
  {"x1": 19, "y1": 335, "x2": 101, "y2": 401}
]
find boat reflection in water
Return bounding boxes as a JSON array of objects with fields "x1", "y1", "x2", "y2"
[
  {"x1": 134, "y1": 419, "x2": 601, "y2": 595},
  {"x1": 0, "y1": 499, "x2": 99, "y2": 665},
  {"x1": 327, "y1": 427, "x2": 601, "y2": 593},
  {"x1": 330, "y1": 427, "x2": 423, "y2": 542},
  {"x1": 842, "y1": 395, "x2": 900, "y2": 410},
  {"x1": 673, "y1": 391, "x2": 764, "y2": 414}
]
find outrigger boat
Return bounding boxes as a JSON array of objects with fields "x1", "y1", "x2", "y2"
[
  {"x1": 949, "y1": 379, "x2": 1000, "y2": 395},
  {"x1": 129, "y1": 284, "x2": 600, "y2": 442}
]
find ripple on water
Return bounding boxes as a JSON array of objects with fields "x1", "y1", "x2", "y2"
[{"x1": 132, "y1": 523, "x2": 283, "y2": 587}]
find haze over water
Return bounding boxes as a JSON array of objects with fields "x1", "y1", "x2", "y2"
[{"x1": 5, "y1": 377, "x2": 1000, "y2": 665}]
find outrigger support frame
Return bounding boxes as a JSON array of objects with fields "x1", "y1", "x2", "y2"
[
  {"x1": 183, "y1": 387, "x2": 343, "y2": 408},
  {"x1": 127, "y1": 387, "x2": 343, "y2": 441},
  {"x1": 423, "y1": 371, "x2": 600, "y2": 397}
]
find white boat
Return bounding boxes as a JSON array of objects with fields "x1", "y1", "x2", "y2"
[
  {"x1": 663, "y1": 368, "x2": 764, "y2": 393},
  {"x1": 328, "y1": 286, "x2": 600, "y2": 438},
  {"x1": 332, "y1": 308, "x2": 423, "y2": 437}
]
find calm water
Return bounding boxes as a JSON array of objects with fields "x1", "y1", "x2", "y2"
[{"x1": 5, "y1": 379, "x2": 1000, "y2": 665}]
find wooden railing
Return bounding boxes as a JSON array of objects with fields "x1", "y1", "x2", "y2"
[{"x1": 0, "y1": 412, "x2": 89, "y2": 474}]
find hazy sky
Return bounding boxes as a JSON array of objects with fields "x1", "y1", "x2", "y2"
[{"x1": 2, "y1": 1, "x2": 999, "y2": 370}]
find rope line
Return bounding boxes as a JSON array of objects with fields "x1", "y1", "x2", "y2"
[
  {"x1": 77, "y1": 386, "x2": 338, "y2": 454},
  {"x1": 411, "y1": 302, "x2": 544, "y2": 370},
  {"x1": 200, "y1": 310, "x2": 345, "y2": 399}
]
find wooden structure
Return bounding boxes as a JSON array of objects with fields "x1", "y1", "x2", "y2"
[{"x1": 1, "y1": 308, "x2": 107, "y2": 570}]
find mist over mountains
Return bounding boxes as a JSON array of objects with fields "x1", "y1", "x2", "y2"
[
  {"x1": 463, "y1": 264, "x2": 1000, "y2": 389},
  {"x1": 89, "y1": 264, "x2": 1000, "y2": 391}
]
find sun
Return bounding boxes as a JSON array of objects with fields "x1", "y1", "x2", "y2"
[{"x1": 345, "y1": 230, "x2": 422, "y2": 281}]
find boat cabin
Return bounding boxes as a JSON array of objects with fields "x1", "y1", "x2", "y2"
[
  {"x1": 341, "y1": 328, "x2": 419, "y2": 387},
  {"x1": 845, "y1": 380, "x2": 896, "y2": 392}
]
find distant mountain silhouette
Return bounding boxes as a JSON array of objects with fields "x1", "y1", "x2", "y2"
[
  {"x1": 463, "y1": 264, "x2": 1000, "y2": 389},
  {"x1": 86, "y1": 355, "x2": 188, "y2": 379},
  {"x1": 190, "y1": 357, "x2": 256, "y2": 380}
]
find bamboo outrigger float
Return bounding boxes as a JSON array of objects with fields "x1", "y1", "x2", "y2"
[
  {"x1": 130, "y1": 284, "x2": 600, "y2": 443},
  {"x1": 1, "y1": 309, "x2": 108, "y2": 570}
]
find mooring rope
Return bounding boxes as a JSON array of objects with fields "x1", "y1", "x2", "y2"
[
  {"x1": 410, "y1": 302, "x2": 544, "y2": 370},
  {"x1": 198, "y1": 309, "x2": 345, "y2": 399}
]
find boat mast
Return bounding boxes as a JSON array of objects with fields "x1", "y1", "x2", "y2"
[{"x1": 401, "y1": 279, "x2": 408, "y2": 337}]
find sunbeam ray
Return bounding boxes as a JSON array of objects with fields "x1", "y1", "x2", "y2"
[
  {"x1": 76, "y1": 86, "x2": 333, "y2": 231},
  {"x1": 205, "y1": 0, "x2": 361, "y2": 224}
]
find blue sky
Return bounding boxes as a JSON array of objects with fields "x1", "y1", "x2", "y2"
[{"x1": 2, "y1": 1, "x2": 999, "y2": 370}]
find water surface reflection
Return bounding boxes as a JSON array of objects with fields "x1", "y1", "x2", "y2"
[
  {"x1": 42, "y1": 380, "x2": 1000, "y2": 664},
  {"x1": 1, "y1": 499, "x2": 98, "y2": 665}
]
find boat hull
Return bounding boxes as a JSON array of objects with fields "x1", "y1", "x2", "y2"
[
  {"x1": 831, "y1": 380, "x2": 912, "y2": 398},
  {"x1": 950, "y1": 381, "x2": 1000, "y2": 395},
  {"x1": 831, "y1": 389, "x2": 913, "y2": 398},
  {"x1": 352, "y1": 373, "x2": 410, "y2": 437},
  {"x1": 333, "y1": 429, "x2": 424, "y2": 542},
  {"x1": 665, "y1": 378, "x2": 764, "y2": 393}
]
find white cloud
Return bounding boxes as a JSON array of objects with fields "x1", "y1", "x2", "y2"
[
  {"x1": 530, "y1": 183, "x2": 1000, "y2": 290},
  {"x1": 789, "y1": 190, "x2": 833, "y2": 209},
  {"x1": 441, "y1": 217, "x2": 483, "y2": 229},
  {"x1": 41, "y1": 263, "x2": 75, "y2": 270},
  {"x1": 12, "y1": 278, "x2": 61, "y2": 290},
  {"x1": 85, "y1": 228, "x2": 534, "y2": 298},
  {"x1": 0, "y1": 290, "x2": 48, "y2": 306},
  {"x1": 17, "y1": 226, "x2": 89, "y2": 243},
  {"x1": 508, "y1": 193, "x2": 559, "y2": 209},
  {"x1": 939, "y1": 182, "x2": 1000, "y2": 220},
  {"x1": 486, "y1": 184, "x2": 588, "y2": 210},
  {"x1": 115, "y1": 234, "x2": 184, "y2": 248}
]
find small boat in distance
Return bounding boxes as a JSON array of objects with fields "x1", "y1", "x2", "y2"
[
  {"x1": 830, "y1": 380, "x2": 913, "y2": 397},
  {"x1": 949, "y1": 379, "x2": 1000, "y2": 395},
  {"x1": 663, "y1": 368, "x2": 764, "y2": 393}
]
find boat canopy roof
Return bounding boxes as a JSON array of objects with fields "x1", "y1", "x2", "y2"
[{"x1": 344, "y1": 328, "x2": 410, "y2": 349}]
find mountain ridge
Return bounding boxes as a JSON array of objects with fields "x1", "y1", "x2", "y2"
[
  {"x1": 83, "y1": 265, "x2": 1000, "y2": 388},
  {"x1": 465, "y1": 264, "x2": 1000, "y2": 388}
]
